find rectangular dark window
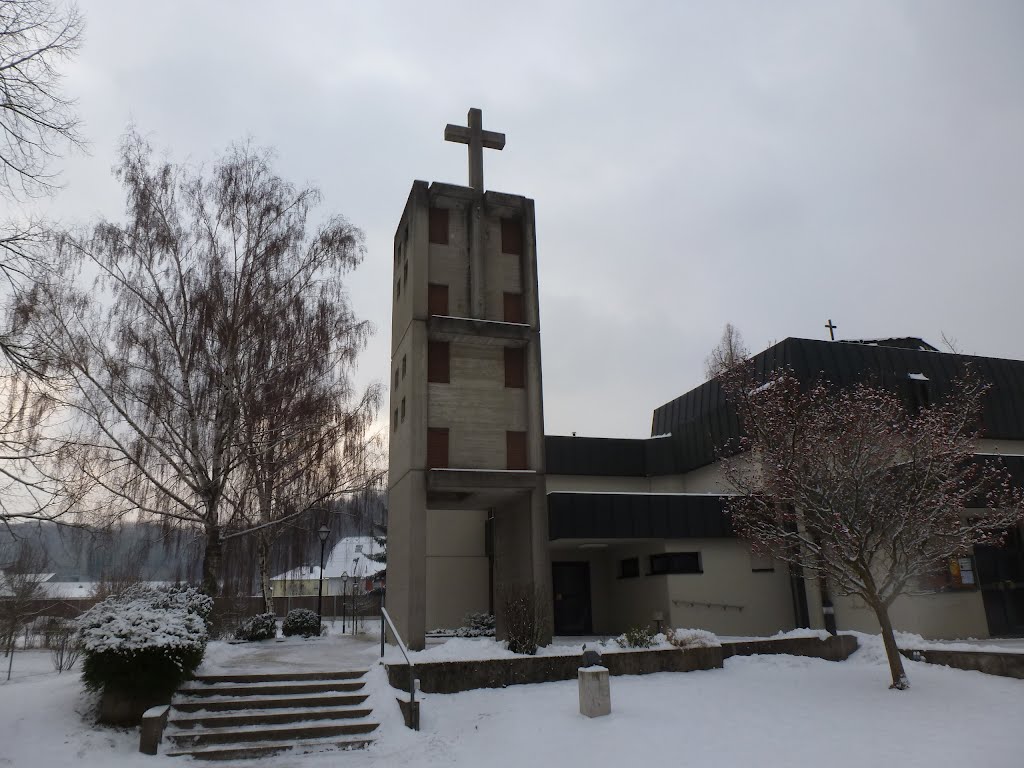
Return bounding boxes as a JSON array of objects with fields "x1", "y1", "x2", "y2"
[
  {"x1": 504, "y1": 347, "x2": 525, "y2": 388},
  {"x1": 403, "y1": 261, "x2": 408, "y2": 285},
  {"x1": 649, "y1": 552, "x2": 702, "y2": 575},
  {"x1": 428, "y1": 341, "x2": 450, "y2": 383},
  {"x1": 619, "y1": 557, "x2": 640, "y2": 579},
  {"x1": 428, "y1": 283, "x2": 449, "y2": 316},
  {"x1": 394, "y1": 368, "x2": 399, "y2": 389},
  {"x1": 396, "y1": 279, "x2": 401, "y2": 300},
  {"x1": 393, "y1": 409, "x2": 399, "y2": 432},
  {"x1": 501, "y1": 218, "x2": 523, "y2": 255},
  {"x1": 506, "y1": 430, "x2": 528, "y2": 470},
  {"x1": 427, "y1": 428, "x2": 449, "y2": 469},
  {"x1": 429, "y1": 207, "x2": 449, "y2": 245},
  {"x1": 402, "y1": 354, "x2": 407, "y2": 379},
  {"x1": 400, "y1": 397, "x2": 406, "y2": 422},
  {"x1": 503, "y1": 292, "x2": 525, "y2": 324}
]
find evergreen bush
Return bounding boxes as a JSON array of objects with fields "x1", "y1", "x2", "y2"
[
  {"x1": 78, "y1": 585, "x2": 210, "y2": 699},
  {"x1": 454, "y1": 612, "x2": 496, "y2": 638},
  {"x1": 282, "y1": 608, "x2": 322, "y2": 637},
  {"x1": 234, "y1": 613, "x2": 278, "y2": 641},
  {"x1": 616, "y1": 625, "x2": 656, "y2": 649}
]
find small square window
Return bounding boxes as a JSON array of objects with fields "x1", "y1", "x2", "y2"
[{"x1": 619, "y1": 557, "x2": 639, "y2": 579}]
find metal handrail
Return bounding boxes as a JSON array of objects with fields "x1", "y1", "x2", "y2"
[{"x1": 380, "y1": 607, "x2": 417, "y2": 724}]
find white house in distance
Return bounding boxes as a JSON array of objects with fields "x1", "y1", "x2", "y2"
[{"x1": 270, "y1": 536, "x2": 384, "y2": 598}]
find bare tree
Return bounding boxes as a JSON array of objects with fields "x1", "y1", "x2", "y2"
[
  {"x1": 31, "y1": 131, "x2": 380, "y2": 595},
  {"x1": 226, "y1": 169, "x2": 383, "y2": 612},
  {"x1": 704, "y1": 323, "x2": 749, "y2": 380},
  {"x1": 720, "y1": 363, "x2": 1024, "y2": 690},
  {"x1": 0, "y1": 0, "x2": 83, "y2": 199}
]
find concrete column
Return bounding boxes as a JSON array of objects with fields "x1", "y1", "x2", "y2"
[
  {"x1": 468, "y1": 197, "x2": 485, "y2": 318},
  {"x1": 386, "y1": 471, "x2": 428, "y2": 650},
  {"x1": 578, "y1": 667, "x2": 611, "y2": 718}
]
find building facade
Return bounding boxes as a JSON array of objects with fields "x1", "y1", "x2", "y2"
[{"x1": 386, "y1": 115, "x2": 1024, "y2": 647}]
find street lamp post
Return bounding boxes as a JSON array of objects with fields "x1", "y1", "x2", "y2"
[
  {"x1": 316, "y1": 525, "x2": 330, "y2": 635},
  {"x1": 341, "y1": 572, "x2": 349, "y2": 633}
]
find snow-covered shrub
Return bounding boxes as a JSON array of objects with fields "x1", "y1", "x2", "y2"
[
  {"x1": 282, "y1": 608, "x2": 321, "y2": 637},
  {"x1": 234, "y1": 613, "x2": 277, "y2": 641},
  {"x1": 616, "y1": 625, "x2": 656, "y2": 649},
  {"x1": 455, "y1": 612, "x2": 495, "y2": 638},
  {"x1": 665, "y1": 627, "x2": 720, "y2": 649},
  {"x1": 78, "y1": 585, "x2": 210, "y2": 698}
]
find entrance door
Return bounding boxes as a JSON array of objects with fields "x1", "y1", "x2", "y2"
[
  {"x1": 976, "y1": 527, "x2": 1024, "y2": 636},
  {"x1": 552, "y1": 562, "x2": 592, "y2": 635}
]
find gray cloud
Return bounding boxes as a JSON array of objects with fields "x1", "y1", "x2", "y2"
[{"x1": 32, "y1": 0, "x2": 1024, "y2": 438}]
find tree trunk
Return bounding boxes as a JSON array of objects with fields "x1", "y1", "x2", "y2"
[
  {"x1": 201, "y1": 525, "x2": 222, "y2": 597},
  {"x1": 258, "y1": 533, "x2": 274, "y2": 615},
  {"x1": 872, "y1": 600, "x2": 909, "y2": 690}
]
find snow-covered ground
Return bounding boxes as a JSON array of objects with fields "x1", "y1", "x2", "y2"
[{"x1": 1, "y1": 633, "x2": 1020, "y2": 767}]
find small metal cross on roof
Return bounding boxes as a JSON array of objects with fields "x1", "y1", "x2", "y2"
[
  {"x1": 825, "y1": 319, "x2": 838, "y2": 341},
  {"x1": 444, "y1": 107, "x2": 506, "y2": 191}
]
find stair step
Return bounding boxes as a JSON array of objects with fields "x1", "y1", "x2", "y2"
[
  {"x1": 192, "y1": 670, "x2": 367, "y2": 684},
  {"x1": 168, "y1": 719, "x2": 379, "y2": 747},
  {"x1": 165, "y1": 735, "x2": 374, "y2": 761},
  {"x1": 178, "y1": 680, "x2": 365, "y2": 697},
  {"x1": 173, "y1": 692, "x2": 369, "y2": 712},
  {"x1": 171, "y1": 707, "x2": 373, "y2": 729}
]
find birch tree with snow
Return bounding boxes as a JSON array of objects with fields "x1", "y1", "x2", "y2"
[{"x1": 720, "y1": 363, "x2": 1024, "y2": 690}]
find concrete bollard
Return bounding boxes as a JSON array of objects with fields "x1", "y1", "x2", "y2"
[
  {"x1": 139, "y1": 704, "x2": 170, "y2": 755},
  {"x1": 578, "y1": 666, "x2": 611, "y2": 718}
]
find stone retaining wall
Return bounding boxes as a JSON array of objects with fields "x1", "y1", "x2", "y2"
[
  {"x1": 721, "y1": 634, "x2": 858, "y2": 661},
  {"x1": 388, "y1": 646, "x2": 724, "y2": 694},
  {"x1": 900, "y1": 648, "x2": 1024, "y2": 680}
]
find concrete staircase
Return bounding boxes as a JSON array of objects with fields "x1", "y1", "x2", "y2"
[{"x1": 163, "y1": 670, "x2": 379, "y2": 760}]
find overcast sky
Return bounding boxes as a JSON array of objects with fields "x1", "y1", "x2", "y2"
[{"x1": 30, "y1": 0, "x2": 1024, "y2": 438}]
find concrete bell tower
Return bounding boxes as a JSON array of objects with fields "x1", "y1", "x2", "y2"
[{"x1": 386, "y1": 108, "x2": 552, "y2": 650}]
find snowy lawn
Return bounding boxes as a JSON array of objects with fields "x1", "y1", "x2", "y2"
[{"x1": 0, "y1": 635, "x2": 1020, "y2": 767}]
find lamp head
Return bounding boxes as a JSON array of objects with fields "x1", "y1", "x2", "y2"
[{"x1": 317, "y1": 524, "x2": 330, "y2": 543}]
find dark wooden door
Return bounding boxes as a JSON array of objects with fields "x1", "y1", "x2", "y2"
[
  {"x1": 976, "y1": 527, "x2": 1024, "y2": 636},
  {"x1": 552, "y1": 562, "x2": 592, "y2": 635}
]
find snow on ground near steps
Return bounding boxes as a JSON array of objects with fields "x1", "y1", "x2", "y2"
[
  {"x1": 198, "y1": 628, "x2": 382, "y2": 674},
  {"x1": 2, "y1": 635, "x2": 1022, "y2": 768}
]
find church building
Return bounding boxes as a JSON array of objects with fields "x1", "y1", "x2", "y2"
[{"x1": 386, "y1": 110, "x2": 1024, "y2": 649}]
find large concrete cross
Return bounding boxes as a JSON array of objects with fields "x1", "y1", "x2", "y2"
[{"x1": 444, "y1": 107, "x2": 505, "y2": 191}]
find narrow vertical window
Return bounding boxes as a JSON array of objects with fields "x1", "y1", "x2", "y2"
[
  {"x1": 501, "y1": 218, "x2": 523, "y2": 255},
  {"x1": 396, "y1": 279, "x2": 401, "y2": 300},
  {"x1": 393, "y1": 409, "x2": 399, "y2": 432},
  {"x1": 503, "y1": 292, "x2": 525, "y2": 324},
  {"x1": 427, "y1": 428, "x2": 449, "y2": 469},
  {"x1": 402, "y1": 354, "x2": 407, "y2": 379},
  {"x1": 504, "y1": 347, "x2": 525, "y2": 388},
  {"x1": 428, "y1": 283, "x2": 449, "y2": 316},
  {"x1": 394, "y1": 369, "x2": 399, "y2": 389},
  {"x1": 428, "y1": 341, "x2": 450, "y2": 383},
  {"x1": 403, "y1": 261, "x2": 408, "y2": 286},
  {"x1": 401, "y1": 397, "x2": 406, "y2": 422},
  {"x1": 506, "y1": 430, "x2": 528, "y2": 470},
  {"x1": 429, "y1": 207, "x2": 449, "y2": 245}
]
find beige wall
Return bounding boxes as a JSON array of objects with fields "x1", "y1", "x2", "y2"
[
  {"x1": 425, "y1": 508, "x2": 490, "y2": 629},
  {"x1": 833, "y1": 590, "x2": 989, "y2": 639}
]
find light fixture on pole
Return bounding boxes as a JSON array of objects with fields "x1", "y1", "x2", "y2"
[
  {"x1": 316, "y1": 524, "x2": 330, "y2": 635},
  {"x1": 340, "y1": 571, "x2": 349, "y2": 633}
]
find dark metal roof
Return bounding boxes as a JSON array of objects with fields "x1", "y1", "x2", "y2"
[
  {"x1": 547, "y1": 492, "x2": 732, "y2": 540},
  {"x1": 647, "y1": 337, "x2": 1024, "y2": 473},
  {"x1": 844, "y1": 337, "x2": 940, "y2": 352}
]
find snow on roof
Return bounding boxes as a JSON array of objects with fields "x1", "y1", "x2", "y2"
[
  {"x1": 907, "y1": 372, "x2": 930, "y2": 381},
  {"x1": 270, "y1": 535, "x2": 384, "y2": 582}
]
